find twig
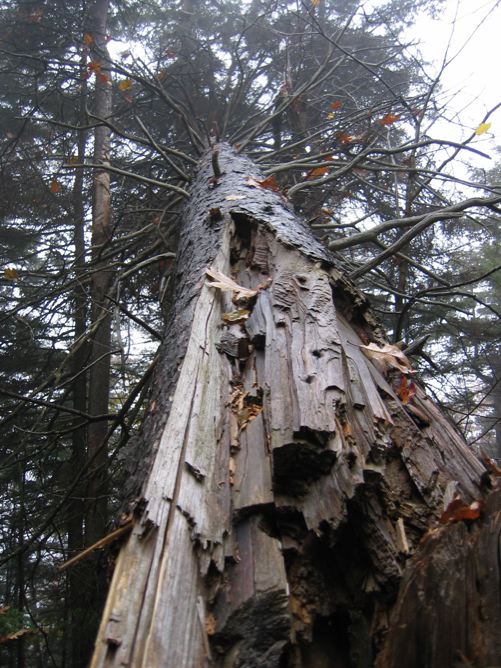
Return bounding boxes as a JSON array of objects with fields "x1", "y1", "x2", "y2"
[
  {"x1": 58, "y1": 521, "x2": 133, "y2": 572},
  {"x1": 63, "y1": 162, "x2": 190, "y2": 198}
]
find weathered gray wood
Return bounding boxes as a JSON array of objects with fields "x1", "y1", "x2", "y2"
[{"x1": 91, "y1": 144, "x2": 495, "y2": 668}]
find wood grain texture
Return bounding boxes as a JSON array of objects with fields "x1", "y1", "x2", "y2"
[{"x1": 91, "y1": 144, "x2": 494, "y2": 668}]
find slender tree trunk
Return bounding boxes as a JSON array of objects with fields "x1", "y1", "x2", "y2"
[
  {"x1": 91, "y1": 145, "x2": 496, "y2": 667},
  {"x1": 67, "y1": 57, "x2": 89, "y2": 668},
  {"x1": 15, "y1": 464, "x2": 25, "y2": 668},
  {"x1": 79, "y1": 0, "x2": 112, "y2": 663},
  {"x1": 87, "y1": 0, "x2": 111, "y2": 548}
]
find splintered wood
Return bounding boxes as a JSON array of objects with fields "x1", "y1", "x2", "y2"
[{"x1": 91, "y1": 145, "x2": 490, "y2": 668}]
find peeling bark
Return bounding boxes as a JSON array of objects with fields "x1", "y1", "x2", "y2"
[{"x1": 91, "y1": 145, "x2": 495, "y2": 668}]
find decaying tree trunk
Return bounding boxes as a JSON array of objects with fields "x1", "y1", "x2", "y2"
[
  {"x1": 82, "y1": 0, "x2": 113, "y2": 663},
  {"x1": 90, "y1": 145, "x2": 499, "y2": 668}
]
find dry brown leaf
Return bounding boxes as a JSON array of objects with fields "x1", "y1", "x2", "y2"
[
  {"x1": 342, "y1": 421, "x2": 352, "y2": 438},
  {"x1": 118, "y1": 78, "x2": 133, "y2": 91},
  {"x1": 256, "y1": 174, "x2": 281, "y2": 192},
  {"x1": 439, "y1": 498, "x2": 484, "y2": 524},
  {"x1": 205, "y1": 614, "x2": 217, "y2": 636},
  {"x1": 360, "y1": 342, "x2": 414, "y2": 374},
  {"x1": 306, "y1": 166, "x2": 329, "y2": 180},
  {"x1": 206, "y1": 268, "x2": 257, "y2": 302},
  {"x1": 222, "y1": 309, "x2": 251, "y2": 324},
  {"x1": 378, "y1": 113, "x2": 400, "y2": 126},
  {"x1": 3, "y1": 268, "x2": 18, "y2": 280},
  {"x1": 88, "y1": 61, "x2": 102, "y2": 74},
  {"x1": 50, "y1": 178, "x2": 61, "y2": 193},
  {"x1": 481, "y1": 455, "x2": 501, "y2": 477},
  {"x1": 336, "y1": 131, "x2": 354, "y2": 145},
  {"x1": 245, "y1": 174, "x2": 281, "y2": 192},
  {"x1": 230, "y1": 384, "x2": 263, "y2": 430},
  {"x1": 396, "y1": 374, "x2": 416, "y2": 404}
]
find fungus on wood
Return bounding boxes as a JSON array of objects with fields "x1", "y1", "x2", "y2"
[{"x1": 90, "y1": 144, "x2": 497, "y2": 668}]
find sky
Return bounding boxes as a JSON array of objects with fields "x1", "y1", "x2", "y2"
[{"x1": 408, "y1": 0, "x2": 501, "y2": 168}]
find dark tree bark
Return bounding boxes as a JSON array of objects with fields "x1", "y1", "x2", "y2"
[
  {"x1": 66, "y1": 59, "x2": 90, "y2": 668},
  {"x1": 86, "y1": 0, "x2": 112, "y2": 549},
  {"x1": 76, "y1": 0, "x2": 113, "y2": 664},
  {"x1": 90, "y1": 145, "x2": 497, "y2": 668}
]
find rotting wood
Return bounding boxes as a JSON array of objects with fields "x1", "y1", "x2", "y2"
[
  {"x1": 91, "y1": 144, "x2": 495, "y2": 668},
  {"x1": 376, "y1": 487, "x2": 501, "y2": 668}
]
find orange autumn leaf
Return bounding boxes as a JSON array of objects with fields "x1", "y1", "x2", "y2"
[
  {"x1": 378, "y1": 113, "x2": 400, "y2": 126},
  {"x1": 306, "y1": 166, "x2": 329, "y2": 180},
  {"x1": 257, "y1": 175, "x2": 281, "y2": 193},
  {"x1": 50, "y1": 179, "x2": 61, "y2": 193},
  {"x1": 481, "y1": 456, "x2": 501, "y2": 477},
  {"x1": 205, "y1": 613, "x2": 217, "y2": 636},
  {"x1": 397, "y1": 375, "x2": 416, "y2": 404},
  {"x1": 342, "y1": 421, "x2": 352, "y2": 438},
  {"x1": 83, "y1": 33, "x2": 93, "y2": 45},
  {"x1": 439, "y1": 498, "x2": 483, "y2": 524},
  {"x1": 98, "y1": 72, "x2": 110, "y2": 84},
  {"x1": 330, "y1": 100, "x2": 343, "y2": 111},
  {"x1": 335, "y1": 131, "x2": 353, "y2": 145},
  {"x1": 118, "y1": 78, "x2": 133, "y2": 91},
  {"x1": 88, "y1": 61, "x2": 102, "y2": 74}
]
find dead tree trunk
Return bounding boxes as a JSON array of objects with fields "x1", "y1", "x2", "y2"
[
  {"x1": 81, "y1": 0, "x2": 113, "y2": 664},
  {"x1": 90, "y1": 144, "x2": 498, "y2": 668}
]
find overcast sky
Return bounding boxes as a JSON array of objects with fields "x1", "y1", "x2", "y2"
[{"x1": 409, "y1": 0, "x2": 500, "y2": 168}]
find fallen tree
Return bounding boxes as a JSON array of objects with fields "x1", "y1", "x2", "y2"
[{"x1": 90, "y1": 144, "x2": 498, "y2": 668}]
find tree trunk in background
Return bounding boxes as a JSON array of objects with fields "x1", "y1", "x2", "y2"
[
  {"x1": 90, "y1": 145, "x2": 498, "y2": 667},
  {"x1": 67, "y1": 65, "x2": 89, "y2": 668},
  {"x1": 81, "y1": 0, "x2": 112, "y2": 663},
  {"x1": 87, "y1": 0, "x2": 111, "y2": 547}
]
